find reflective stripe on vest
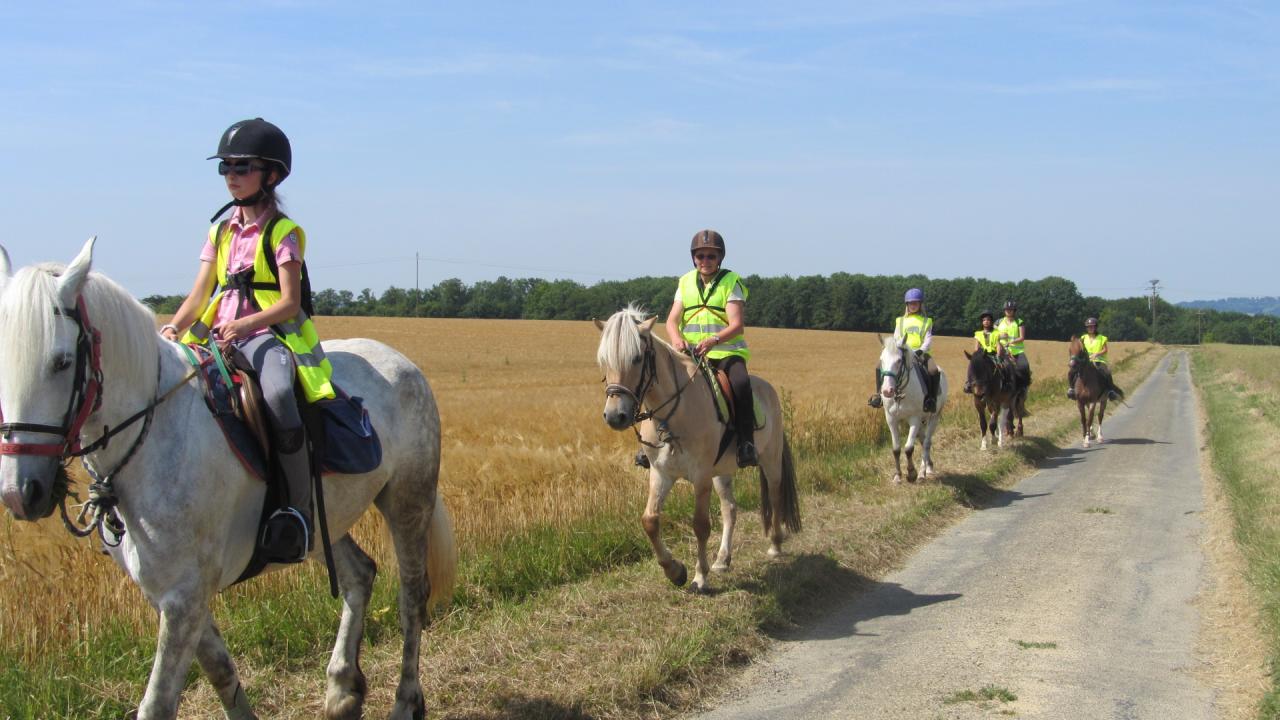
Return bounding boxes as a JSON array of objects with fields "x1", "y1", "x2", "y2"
[
  {"x1": 974, "y1": 329, "x2": 1000, "y2": 354},
  {"x1": 180, "y1": 217, "x2": 335, "y2": 402},
  {"x1": 997, "y1": 317, "x2": 1025, "y2": 355},
  {"x1": 1083, "y1": 333, "x2": 1109, "y2": 362},
  {"x1": 895, "y1": 314, "x2": 932, "y2": 351},
  {"x1": 678, "y1": 269, "x2": 749, "y2": 361}
]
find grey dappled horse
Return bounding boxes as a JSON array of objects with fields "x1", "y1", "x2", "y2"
[
  {"x1": 595, "y1": 306, "x2": 800, "y2": 593},
  {"x1": 876, "y1": 336, "x2": 949, "y2": 483},
  {"x1": 0, "y1": 239, "x2": 456, "y2": 720}
]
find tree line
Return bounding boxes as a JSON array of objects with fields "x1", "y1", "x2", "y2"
[{"x1": 142, "y1": 273, "x2": 1279, "y2": 346}]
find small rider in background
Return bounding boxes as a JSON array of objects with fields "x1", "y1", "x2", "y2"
[{"x1": 1068, "y1": 317, "x2": 1120, "y2": 401}]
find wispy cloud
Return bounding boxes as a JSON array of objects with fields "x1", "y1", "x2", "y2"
[{"x1": 965, "y1": 76, "x2": 1169, "y2": 96}]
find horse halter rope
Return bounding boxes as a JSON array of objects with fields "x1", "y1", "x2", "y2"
[
  {"x1": 603, "y1": 334, "x2": 697, "y2": 449},
  {"x1": 0, "y1": 295, "x2": 194, "y2": 544}
]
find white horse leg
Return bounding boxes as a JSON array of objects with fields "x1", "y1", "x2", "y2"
[
  {"x1": 888, "y1": 419, "x2": 904, "y2": 484},
  {"x1": 1096, "y1": 399, "x2": 1107, "y2": 444},
  {"x1": 711, "y1": 474, "x2": 736, "y2": 571},
  {"x1": 690, "y1": 480, "x2": 714, "y2": 593},
  {"x1": 922, "y1": 415, "x2": 939, "y2": 477},
  {"x1": 322, "y1": 536, "x2": 377, "y2": 720},
  {"x1": 194, "y1": 620, "x2": 257, "y2": 720},
  {"x1": 997, "y1": 406, "x2": 1007, "y2": 448},
  {"x1": 904, "y1": 421, "x2": 920, "y2": 482},
  {"x1": 642, "y1": 470, "x2": 685, "y2": 586},
  {"x1": 138, "y1": 596, "x2": 211, "y2": 720}
]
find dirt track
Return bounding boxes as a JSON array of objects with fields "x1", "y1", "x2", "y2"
[{"x1": 694, "y1": 351, "x2": 1221, "y2": 719}]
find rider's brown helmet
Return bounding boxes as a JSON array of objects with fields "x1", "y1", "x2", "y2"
[{"x1": 690, "y1": 229, "x2": 726, "y2": 262}]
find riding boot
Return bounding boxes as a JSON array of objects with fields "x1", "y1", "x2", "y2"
[
  {"x1": 736, "y1": 430, "x2": 759, "y2": 468},
  {"x1": 261, "y1": 429, "x2": 313, "y2": 564},
  {"x1": 868, "y1": 369, "x2": 884, "y2": 408},
  {"x1": 634, "y1": 448, "x2": 651, "y2": 469},
  {"x1": 923, "y1": 371, "x2": 939, "y2": 412}
]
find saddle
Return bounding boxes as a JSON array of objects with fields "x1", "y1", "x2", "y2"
[{"x1": 698, "y1": 361, "x2": 765, "y2": 431}]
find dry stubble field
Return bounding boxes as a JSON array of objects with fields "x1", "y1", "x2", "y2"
[{"x1": 0, "y1": 315, "x2": 1154, "y2": 718}]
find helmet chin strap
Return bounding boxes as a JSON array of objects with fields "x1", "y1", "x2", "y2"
[{"x1": 208, "y1": 188, "x2": 268, "y2": 223}]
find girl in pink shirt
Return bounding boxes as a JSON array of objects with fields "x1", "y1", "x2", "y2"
[{"x1": 162, "y1": 118, "x2": 316, "y2": 564}]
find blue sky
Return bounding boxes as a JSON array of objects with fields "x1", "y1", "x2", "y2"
[{"x1": 1, "y1": 1, "x2": 1275, "y2": 303}]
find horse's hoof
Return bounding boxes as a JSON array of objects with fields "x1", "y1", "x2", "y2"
[
  {"x1": 767, "y1": 545, "x2": 782, "y2": 559},
  {"x1": 712, "y1": 560, "x2": 730, "y2": 572},
  {"x1": 689, "y1": 580, "x2": 711, "y2": 595},
  {"x1": 669, "y1": 562, "x2": 688, "y2": 587},
  {"x1": 892, "y1": 475, "x2": 902, "y2": 484}
]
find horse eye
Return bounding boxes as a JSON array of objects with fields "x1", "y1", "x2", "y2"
[
  {"x1": 51, "y1": 354, "x2": 73, "y2": 373},
  {"x1": 631, "y1": 355, "x2": 642, "y2": 365}
]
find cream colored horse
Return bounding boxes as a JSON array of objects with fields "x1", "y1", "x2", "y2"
[{"x1": 595, "y1": 306, "x2": 800, "y2": 593}]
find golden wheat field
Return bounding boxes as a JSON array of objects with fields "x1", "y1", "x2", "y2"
[{"x1": 0, "y1": 316, "x2": 1147, "y2": 665}]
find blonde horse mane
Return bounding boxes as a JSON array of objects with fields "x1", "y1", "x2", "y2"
[
  {"x1": 596, "y1": 303, "x2": 655, "y2": 373},
  {"x1": 0, "y1": 262, "x2": 159, "y2": 406}
]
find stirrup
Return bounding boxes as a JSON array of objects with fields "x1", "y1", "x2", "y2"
[
  {"x1": 736, "y1": 441, "x2": 759, "y2": 468},
  {"x1": 260, "y1": 507, "x2": 311, "y2": 564},
  {"x1": 634, "y1": 449, "x2": 651, "y2": 469},
  {"x1": 923, "y1": 397, "x2": 936, "y2": 412},
  {"x1": 867, "y1": 394, "x2": 883, "y2": 409},
  {"x1": 1066, "y1": 389, "x2": 1076, "y2": 400}
]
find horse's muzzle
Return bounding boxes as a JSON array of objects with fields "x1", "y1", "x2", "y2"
[
  {"x1": 602, "y1": 396, "x2": 637, "y2": 431},
  {"x1": 0, "y1": 458, "x2": 59, "y2": 520}
]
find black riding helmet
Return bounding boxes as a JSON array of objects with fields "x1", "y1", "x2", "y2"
[
  {"x1": 1004, "y1": 300, "x2": 1018, "y2": 311},
  {"x1": 979, "y1": 310, "x2": 995, "y2": 322},
  {"x1": 208, "y1": 118, "x2": 292, "y2": 221},
  {"x1": 690, "y1": 229, "x2": 726, "y2": 264}
]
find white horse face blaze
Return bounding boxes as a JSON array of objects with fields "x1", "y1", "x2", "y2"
[{"x1": 0, "y1": 295, "x2": 81, "y2": 520}]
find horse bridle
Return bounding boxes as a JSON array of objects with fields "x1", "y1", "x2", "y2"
[
  {"x1": 0, "y1": 293, "x2": 195, "y2": 544},
  {"x1": 0, "y1": 297, "x2": 104, "y2": 458},
  {"x1": 877, "y1": 346, "x2": 912, "y2": 399},
  {"x1": 603, "y1": 334, "x2": 697, "y2": 449}
]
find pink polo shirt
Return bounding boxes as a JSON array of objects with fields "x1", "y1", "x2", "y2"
[{"x1": 199, "y1": 206, "x2": 302, "y2": 339}]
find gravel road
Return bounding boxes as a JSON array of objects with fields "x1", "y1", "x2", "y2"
[{"x1": 695, "y1": 350, "x2": 1216, "y2": 720}]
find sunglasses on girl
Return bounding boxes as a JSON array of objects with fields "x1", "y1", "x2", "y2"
[
  {"x1": 217, "y1": 160, "x2": 268, "y2": 176},
  {"x1": 694, "y1": 253, "x2": 721, "y2": 261}
]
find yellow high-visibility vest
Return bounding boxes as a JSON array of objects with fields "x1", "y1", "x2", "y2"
[
  {"x1": 678, "y1": 269, "x2": 749, "y2": 361},
  {"x1": 181, "y1": 216, "x2": 335, "y2": 402},
  {"x1": 997, "y1": 317, "x2": 1025, "y2": 355}
]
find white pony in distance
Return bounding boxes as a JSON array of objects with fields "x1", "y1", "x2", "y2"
[{"x1": 875, "y1": 335, "x2": 948, "y2": 483}]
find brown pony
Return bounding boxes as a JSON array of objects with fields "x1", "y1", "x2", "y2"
[
  {"x1": 1068, "y1": 335, "x2": 1122, "y2": 447},
  {"x1": 964, "y1": 349, "x2": 1018, "y2": 449}
]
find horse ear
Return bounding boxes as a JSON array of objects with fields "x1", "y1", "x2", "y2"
[
  {"x1": 56, "y1": 236, "x2": 96, "y2": 305},
  {"x1": 0, "y1": 245, "x2": 9, "y2": 289},
  {"x1": 876, "y1": 333, "x2": 884, "y2": 344},
  {"x1": 593, "y1": 318, "x2": 605, "y2": 332},
  {"x1": 637, "y1": 317, "x2": 657, "y2": 334},
  {"x1": 964, "y1": 350, "x2": 972, "y2": 359}
]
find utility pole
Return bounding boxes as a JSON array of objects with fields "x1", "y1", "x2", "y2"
[
  {"x1": 415, "y1": 252, "x2": 420, "y2": 313},
  {"x1": 1148, "y1": 279, "x2": 1161, "y2": 343}
]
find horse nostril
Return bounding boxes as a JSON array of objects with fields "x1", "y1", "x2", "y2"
[{"x1": 20, "y1": 479, "x2": 43, "y2": 515}]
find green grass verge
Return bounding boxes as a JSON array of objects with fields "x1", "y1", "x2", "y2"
[{"x1": 1192, "y1": 346, "x2": 1280, "y2": 718}]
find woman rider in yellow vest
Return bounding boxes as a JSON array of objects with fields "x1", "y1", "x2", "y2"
[
  {"x1": 964, "y1": 310, "x2": 1003, "y2": 393},
  {"x1": 162, "y1": 118, "x2": 333, "y2": 564},
  {"x1": 667, "y1": 230, "x2": 758, "y2": 468},
  {"x1": 1068, "y1": 317, "x2": 1120, "y2": 400},
  {"x1": 869, "y1": 288, "x2": 941, "y2": 411},
  {"x1": 997, "y1": 299, "x2": 1032, "y2": 389}
]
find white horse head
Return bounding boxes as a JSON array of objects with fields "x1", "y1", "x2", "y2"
[
  {"x1": 0, "y1": 237, "x2": 147, "y2": 519},
  {"x1": 877, "y1": 334, "x2": 911, "y2": 398},
  {"x1": 595, "y1": 304, "x2": 657, "y2": 430}
]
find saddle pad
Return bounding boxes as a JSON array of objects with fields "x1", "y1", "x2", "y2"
[
  {"x1": 699, "y1": 362, "x2": 766, "y2": 431},
  {"x1": 191, "y1": 347, "x2": 269, "y2": 481}
]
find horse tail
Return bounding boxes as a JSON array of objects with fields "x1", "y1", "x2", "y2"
[
  {"x1": 426, "y1": 495, "x2": 458, "y2": 615},
  {"x1": 760, "y1": 437, "x2": 802, "y2": 535}
]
